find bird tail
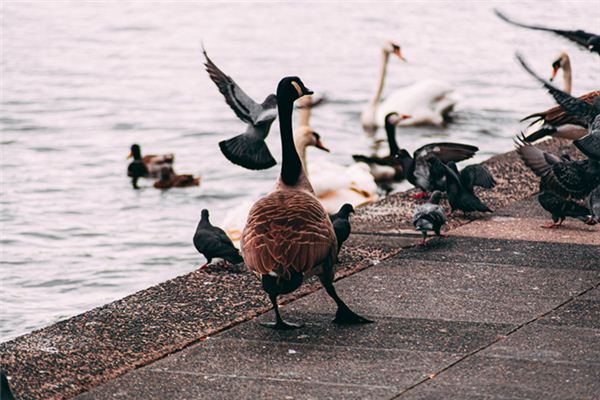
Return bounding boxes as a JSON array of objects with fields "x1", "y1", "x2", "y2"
[
  {"x1": 574, "y1": 134, "x2": 600, "y2": 160},
  {"x1": 219, "y1": 133, "x2": 276, "y2": 170},
  {"x1": 523, "y1": 125, "x2": 557, "y2": 143}
]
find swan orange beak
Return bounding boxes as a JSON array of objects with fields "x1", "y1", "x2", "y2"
[
  {"x1": 550, "y1": 66, "x2": 559, "y2": 81},
  {"x1": 400, "y1": 114, "x2": 411, "y2": 120},
  {"x1": 394, "y1": 48, "x2": 406, "y2": 62},
  {"x1": 315, "y1": 138, "x2": 330, "y2": 152}
]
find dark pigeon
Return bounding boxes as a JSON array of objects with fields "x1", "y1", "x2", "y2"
[
  {"x1": 1, "y1": 370, "x2": 15, "y2": 400},
  {"x1": 588, "y1": 185, "x2": 600, "y2": 223},
  {"x1": 330, "y1": 203, "x2": 354, "y2": 252},
  {"x1": 193, "y1": 209, "x2": 243, "y2": 269},
  {"x1": 412, "y1": 190, "x2": 447, "y2": 245},
  {"x1": 537, "y1": 180, "x2": 595, "y2": 228},
  {"x1": 495, "y1": 10, "x2": 600, "y2": 56},
  {"x1": 203, "y1": 47, "x2": 278, "y2": 170},
  {"x1": 443, "y1": 161, "x2": 495, "y2": 215}
]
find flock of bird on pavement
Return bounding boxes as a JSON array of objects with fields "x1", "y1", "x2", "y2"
[{"x1": 124, "y1": 9, "x2": 599, "y2": 330}]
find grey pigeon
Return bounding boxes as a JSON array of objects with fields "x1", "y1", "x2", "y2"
[
  {"x1": 193, "y1": 209, "x2": 243, "y2": 269},
  {"x1": 330, "y1": 204, "x2": 354, "y2": 252},
  {"x1": 516, "y1": 53, "x2": 600, "y2": 160},
  {"x1": 443, "y1": 162, "x2": 495, "y2": 215},
  {"x1": 496, "y1": 10, "x2": 600, "y2": 56},
  {"x1": 203, "y1": 47, "x2": 278, "y2": 170},
  {"x1": 412, "y1": 191, "x2": 447, "y2": 245}
]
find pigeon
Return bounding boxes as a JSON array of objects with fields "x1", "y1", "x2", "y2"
[
  {"x1": 412, "y1": 190, "x2": 447, "y2": 245},
  {"x1": 330, "y1": 203, "x2": 355, "y2": 252},
  {"x1": 516, "y1": 53, "x2": 600, "y2": 160},
  {"x1": 1, "y1": 370, "x2": 15, "y2": 400},
  {"x1": 203, "y1": 47, "x2": 278, "y2": 170},
  {"x1": 536, "y1": 180, "x2": 596, "y2": 228},
  {"x1": 588, "y1": 185, "x2": 600, "y2": 223},
  {"x1": 193, "y1": 209, "x2": 243, "y2": 269},
  {"x1": 495, "y1": 9, "x2": 600, "y2": 56},
  {"x1": 515, "y1": 134, "x2": 600, "y2": 200},
  {"x1": 443, "y1": 162, "x2": 495, "y2": 215}
]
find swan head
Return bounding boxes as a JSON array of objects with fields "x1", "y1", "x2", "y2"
[
  {"x1": 295, "y1": 126, "x2": 330, "y2": 153},
  {"x1": 277, "y1": 76, "x2": 313, "y2": 102},
  {"x1": 383, "y1": 41, "x2": 405, "y2": 61},
  {"x1": 550, "y1": 52, "x2": 569, "y2": 81},
  {"x1": 385, "y1": 112, "x2": 411, "y2": 126}
]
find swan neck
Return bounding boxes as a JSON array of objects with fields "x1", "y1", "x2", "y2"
[
  {"x1": 562, "y1": 60, "x2": 572, "y2": 94},
  {"x1": 298, "y1": 95, "x2": 312, "y2": 127},
  {"x1": 371, "y1": 50, "x2": 389, "y2": 105}
]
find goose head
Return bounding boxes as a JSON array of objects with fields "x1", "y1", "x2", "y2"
[
  {"x1": 550, "y1": 52, "x2": 570, "y2": 81},
  {"x1": 383, "y1": 41, "x2": 405, "y2": 61},
  {"x1": 277, "y1": 76, "x2": 313, "y2": 103},
  {"x1": 128, "y1": 144, "x2": 142, "y2": 160}
]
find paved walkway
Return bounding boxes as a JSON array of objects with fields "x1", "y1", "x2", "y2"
[{"x1": 76, "y1": 197, "x2": 600, "y2": 400}]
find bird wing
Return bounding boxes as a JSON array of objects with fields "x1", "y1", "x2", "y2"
[
  {"x1": 414, "y1": 142, "x2": 479, "y2": 164},
  {"x1": 460, "y1": 165, "x2": 496, "y2": 191},
  {"x1": 495, "y1": 10, "x2": 595, "y2": 48},
  {"x1": 203, "y1": 47, "x2": 266, "y2": 124},
  {"x1": 522, "y1": 91, "x2": 600, "y2": 128},
  {"x1": 574, "y1": 115, "x2": 600, "y2": 160},
  {"x1": 516, "y1": 54, "x2": 599, "y2": 126},
  {"x1": 241, "y1": 190, "x2": 336, "y2": 276},
  {"x1": 515, "y1": 136, "x2": 561, "y2": 178}
]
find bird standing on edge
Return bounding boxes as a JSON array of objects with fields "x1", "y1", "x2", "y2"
[
  {"x1": 412, "y1": 190, "x2": 447, "y2": 245},
  {"x1": 241, "y1": 77, "x2": 372, "y2": 330},
  {"x1": 203, "y1": 47, "x2": 278, "y2": 170},
  {"x1": 330, "y1": 203, "x2": 355, "y2": 253},
  {"x1": 193, "y1": 209, "x2": 244, "y2": 270}
]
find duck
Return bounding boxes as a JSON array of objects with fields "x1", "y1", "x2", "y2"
[
  {"x1": 296, "y1": 95, "x2": 379, "y2": 213},
  {"x1": 241, "y1": 76, "x2": 372, "y2": 330},
  {"x1": 412, "y1": 190, "x2": 447, "y2": 245},
  {"x1": 203, "y1": 47, "x2": 278, "y2": 170},
  {"x1": 193, "y1": 209, "x2": 244, "y2": 269},
  {"x1": 516, "y1": 53, "x2": 600, "y2": 160},
  {"x1": 521, "y1": 53, "x2": 599, "y2": 143},
  {"x1": 495, "y1": 9, "x2": 600, "y2": 57},
  {"x1": 361, "y1": 41, "x2": 456, "y2": 132},
  {"x1": 153, "y1": 166, "x2": 200, "y2": 189},
  {"x1": 443, "y1": 161, "x2": 495, "y2": 215},
  {"x1": 330, "y1": 203, "x2": 354, "y2": 252},
  {"x1": 127, "y1": 144, "x2": 174, "y2": 189}
]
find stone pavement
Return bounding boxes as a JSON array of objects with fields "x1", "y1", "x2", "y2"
[{"x1": 75, "y1": 196, "x2": 600, "y2": 400}]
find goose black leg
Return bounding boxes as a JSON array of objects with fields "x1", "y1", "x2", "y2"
[
  {"x1": 259, "y1": 274, "x2": 303, "y2": 330},
  {"x1": 318, "y1": 273, "x2": 373, "y2": 325}
]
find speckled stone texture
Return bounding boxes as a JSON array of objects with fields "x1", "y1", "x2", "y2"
[{"x1": 2, "y1": 138, "x2": 598, "y2": 400}]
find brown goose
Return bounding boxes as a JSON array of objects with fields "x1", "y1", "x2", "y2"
[{"x1": 241, "y1": 77, "x2": 372, "y2": 330}]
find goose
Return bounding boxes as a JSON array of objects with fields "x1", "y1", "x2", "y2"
[
  {"x1": 361, "y1": 41, "x2": 456, "y2": 132},
  {"x1": 127, "y1": 144, "x2": 174, "y2": 189},
  {"x1": 241, "y1": 76, "x2": 372, "y2": 330},
  {"x1": 153, "y1": 166, "x2": 200, "y2": 189},
  {"x1": 193, "y1": 209, "x2": 243, "y2": 269},
  {"x1": 412, "y1": 191, "x2": 447, "y2": 245},
  {"x1": 515, "y1": 138, "x2": 598, "y2": 228},
  {"x1": 522, "y1": 53, "x2": 598, "y2": 143},
  {"x1": 495, "y1": 9, "x2": 600, "y2": 57},
  {"x1": 443, "y1": 161, "x2": 495, "y2": 215},
  {"x1": 296, "y1": 95, "x2": 379, "y2": 213},
  {"x1": 330, "y1": 203, "x2": 354, "y2": 252},
  {"x1": 203, "y1": 47, "x2": 278, "y2": 170},
  {"x1": 516, "y1": 53, "x2": 600, "y2": 160}
]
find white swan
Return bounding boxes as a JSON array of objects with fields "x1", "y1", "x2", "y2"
[{"x1": 361, "y1": 41, "x2": 457, "y2": 132}]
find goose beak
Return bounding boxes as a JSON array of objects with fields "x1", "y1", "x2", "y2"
[
  {"x1": 394, "y1": 48, "x2": 406, "y2": 62},
  {"x1": 127, "y1": 152, "x2": 133, "y2": 159},
  {"x1": 302, "y1": 87, "x2": 314, "y2": 96}
]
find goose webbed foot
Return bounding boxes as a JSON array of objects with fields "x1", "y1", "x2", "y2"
[
  {"x1": 260, "y1": 320, "x2": 304, "y2": 330},
  {"x1": 334, "y1": 304, "x2": 373, "y2": 325}
]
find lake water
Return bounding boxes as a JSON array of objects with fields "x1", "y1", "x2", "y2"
[{"x1": 1, "y1": 1, "x2": 598, "y2": 342}]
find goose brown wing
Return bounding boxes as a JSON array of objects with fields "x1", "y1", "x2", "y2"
[
  {"x1": 522, "y1": 91, "x2": 600, "y2": 127},
  {"x1": 203, "y1": 48, "x2": 263, "y2": 124},
  {"x1": 241, "y1": 190, "x2": 336, "y2": 276}
]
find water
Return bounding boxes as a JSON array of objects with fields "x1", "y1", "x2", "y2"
[{"x1": 1, "y1": 1, "x2": 598, "y2": 342}]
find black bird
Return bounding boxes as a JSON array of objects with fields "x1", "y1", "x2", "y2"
[
  {"x1": 1, "y1": 370, "x2": 15, "y2": 400},
  {"x1": 443, "y1": 162, "x2": 495, "y2": 215},
  {"x1": 588, "y1": 185, "x2": 600, "y2": 224},
  {"x1": 515, "y1": 136, "x2": 600, "y2": 200},
  {"x1": 127, "y1": 144, "x2": 174, "y2": 189},
  {"x1": 537, "y1": 180, "x2": 595, "y2": 228},
  {"x1": 495, "y1": 9, "x2": 600, "y2": 56},
  {"x1": 412, "y1": 190, "x2": 447, "y2": 245},
  {"x1": 330, "y1": 203, "x2": 355, "y2": 252},
  {"x1": 203, "y1": 47, "x2": 278, "y2": 170},
  {"x1": 193, "y1": 209, "x2": 243, "y2": 269},
  {"x1": 516, "y1": 53, "x2": 600, "y2": 160}
]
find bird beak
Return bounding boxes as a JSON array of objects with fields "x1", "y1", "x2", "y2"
[
  {"x1": 314, "y1": 136, "x2": 330, "y2": 152},
  {"x1": 127, "y1": 152, "x2": 133, "y2": 159},
  {"x1": 394, "y1": 48, "x2": 406, "y2": 62},
  {"x1": 302, "y1": 86, "x2": 314, "y2": 96},
  {"x1": 400, "y1": 114, "x2": 411, "y2": 120},
  {"x1": 550, "y1": 66, "x2": 559, "y2": 81}
]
